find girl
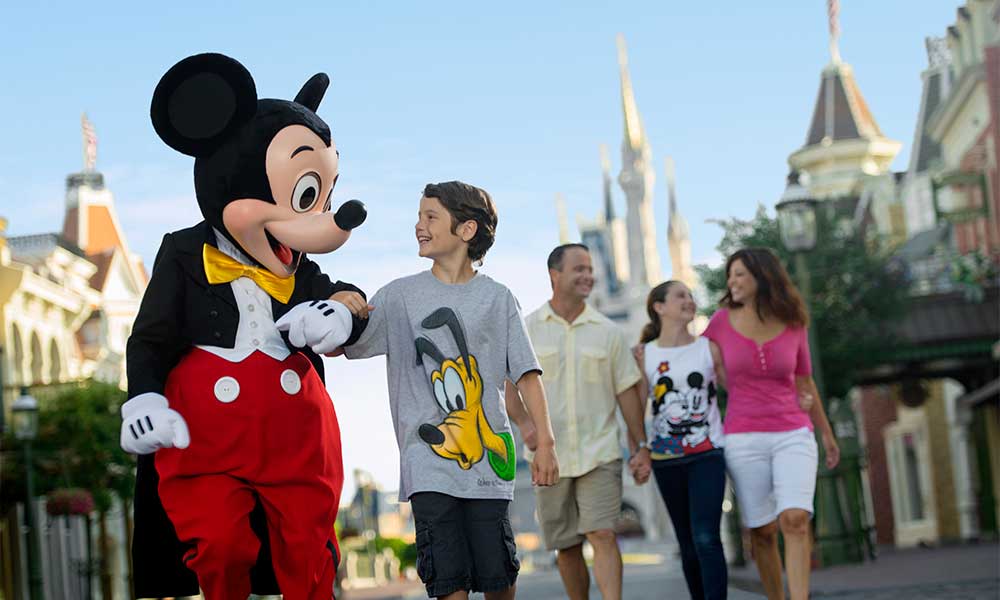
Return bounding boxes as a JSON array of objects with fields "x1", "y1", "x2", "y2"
[{"x1": 633, "y1": 280, "x2": 727, "y2": 600}]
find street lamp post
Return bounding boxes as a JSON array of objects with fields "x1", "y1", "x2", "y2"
[
  {"x1": 776, "y1": 172, "x2": 867, "y2": 567},
  {"x1": 775, "y1": 172, "x2": 826, "y2": 396},
  {"x1": 12, "y1": 387, "x2": 44, "y2": 600}
]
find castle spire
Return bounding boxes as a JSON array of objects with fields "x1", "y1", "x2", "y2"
[
  {"x1": 617, "y1": 34, "x2": 645, "y2": 152},
  {"x1": 665, "y1": 157, "x2": 696, "y2": 288},
  {"x1": 555, "y1": 193, "x2": 571, "y2": 244},
  {"x1": 600, "y1": 144, "x2": 615, "y2": 222},
  {"x1": 615, "y1": 34, "x2": 660, "y2": 289},
  {"x1": 665, "y1": 157, "x2": 687, "y2": 239}
]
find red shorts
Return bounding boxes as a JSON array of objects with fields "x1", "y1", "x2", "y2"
[{"x1": 156, "y1": 348, "x2": 343, "y2": 600}]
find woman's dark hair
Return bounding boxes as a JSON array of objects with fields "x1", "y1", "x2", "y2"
[
  {"x1": 720, "y1": 247, "x2": 808, "y2": 327},
  {"x1": 423, "y1": 181, "x2": 498, "y2": 262},
  {"x1": 639, "y1": 280, "x2": 683, "y2": 343}
]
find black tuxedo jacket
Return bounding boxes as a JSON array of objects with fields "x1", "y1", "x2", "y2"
[{"x1": 127, "y1": 222, "x2": 365, "y2": 598}]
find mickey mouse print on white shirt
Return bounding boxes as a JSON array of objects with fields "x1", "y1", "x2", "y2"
[{"x1": 643, "y1": 337, "x2": 724, "y2": 460}]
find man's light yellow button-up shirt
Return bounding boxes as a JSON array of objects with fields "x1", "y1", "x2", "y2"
[{"x1": 525, "y1": 301, "x2": 641, "y2": 478}]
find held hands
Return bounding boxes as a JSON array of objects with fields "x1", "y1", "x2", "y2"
[
  {"x1": 629, "y1": 447, "x2": 652, "y2": 485},
  {"x1": 530, "y1": 442, "x2": 559, "y2": 487},
  {"x1": 330, "y1": 291, "x2": 374, "y2": 320},
  {"x1": 798, "y1": 392, "x2": 815, "y2": 412},
  {"x1": 119, "y1": 393, "x2": 190, "y2": 455},
  {"x1": 275, "y1": 299, "x2": 353, "y2": 354}
]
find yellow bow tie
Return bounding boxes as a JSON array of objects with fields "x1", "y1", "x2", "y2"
[{"x1": 202, "y1": 244, "x2": 295, "y2": 304}]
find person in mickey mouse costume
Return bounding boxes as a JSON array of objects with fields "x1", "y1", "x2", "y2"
[{"x1": 121, "y1": 53, "x2": 372, "y2": 600}]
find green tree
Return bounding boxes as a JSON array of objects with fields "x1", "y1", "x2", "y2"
[
  {"x1": 1, "y1": 380, "x2": 135, "y2": 599},
  {"x1": 695, "y1": 204, "x2": 908, "y2": 401}
]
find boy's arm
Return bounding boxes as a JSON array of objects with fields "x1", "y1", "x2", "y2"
[
  {"x1": 513, "y1": 371, "x2": 559, "y2": 486},
  {"x1": 504, "y1": 379, "x2": 537, "y2": 451},
  {"x1": 341, "y1": 286, "x2": 390, "y2": 359},
  {"x1": 298, "y1": 257, "x2": 369, "y2": 345}
]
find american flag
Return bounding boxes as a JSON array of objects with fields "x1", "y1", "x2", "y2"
[
  {"x1": 827, "y1": 0, "x2": 842, "y2": 63},
  {"x1": 82, "y1": 112, "x2": 97, "y2": 170},
  {"x1": 828, "y1": 0, "x2": 840, "y2": 40}
]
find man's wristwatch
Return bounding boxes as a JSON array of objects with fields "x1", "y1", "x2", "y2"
[{"x1": 633, "y1": 440, "x2": 649, "y2": 455}]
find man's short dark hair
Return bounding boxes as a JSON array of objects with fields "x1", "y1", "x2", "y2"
[
  {"x1": 423, "y1": 181, "x2": 498, "y2": 262},
  {"x1": 547, "y1": 243, "x2": 589, "y2": 271}
]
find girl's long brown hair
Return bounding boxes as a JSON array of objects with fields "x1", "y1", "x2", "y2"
[
  {"x1": 640, "y1": 280, "x2": 682, "y2": 343},
  {"x1": 720, "y1": 247, "x2": 809, "y2": 327}
]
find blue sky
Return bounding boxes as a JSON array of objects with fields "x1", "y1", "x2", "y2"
[{"x1": 0, "y1": 1, "x2": 961, "y2": 498}]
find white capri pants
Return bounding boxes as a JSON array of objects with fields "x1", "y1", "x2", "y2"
[{"x1": 724, "y1": 427, "x2": 818, "y2": 528}]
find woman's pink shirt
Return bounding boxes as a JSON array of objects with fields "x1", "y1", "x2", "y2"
[{"x1": 703, "y1": 308, "x2": 813, "y2": 434}]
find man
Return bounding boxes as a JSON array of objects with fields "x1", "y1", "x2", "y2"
[{"x1": 507, "y1": 243, "x2": 651, "y2": 600}]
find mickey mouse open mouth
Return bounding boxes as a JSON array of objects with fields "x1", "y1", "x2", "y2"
[{"x1": 266, "y1": 229, "x2": 297, "y2": 267}]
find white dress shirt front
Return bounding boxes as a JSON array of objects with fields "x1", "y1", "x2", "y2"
[{"x1": 196, "y1": 231, "x2": 291, "y2": 363}]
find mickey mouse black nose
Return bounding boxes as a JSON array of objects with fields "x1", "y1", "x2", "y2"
[
  {"x1": 419, "y1": 424, "x2": 445, "y2": 445},
  {"x1": 334, "y1": 200, "x2": 367, "y2": 231}
]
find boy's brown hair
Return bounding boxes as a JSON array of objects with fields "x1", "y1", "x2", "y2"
[{"x1": 423, "y1": 181, "x2": 498, "y2": 262}]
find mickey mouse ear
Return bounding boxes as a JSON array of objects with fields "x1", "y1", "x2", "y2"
[
  {"x1": 150, "y1": 53, "x2": 258, "y2": 157},
  {"x1": 294, "y1": 73, "x2": 329, "y2": 112}
]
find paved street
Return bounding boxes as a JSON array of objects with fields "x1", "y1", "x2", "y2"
[
  {"x1": 513, "y1": 562, "x2": 764, "y2": 600},
  {"x1": 345, "y1": 561, "x2": 766, "y2": 599},
  {"x1": 729, "y1": 542, "x2": 999, "y2": 599},
  {"x1": 807, "y1": 579, "x2": 999, "y2": 599},
  {"x1": 344, "y1": 541, "x2": 1000, "y2": 599}
]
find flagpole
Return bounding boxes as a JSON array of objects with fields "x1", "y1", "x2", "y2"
[{"x1": 828, "y1": 0, "x2": 842, "y2": 64}]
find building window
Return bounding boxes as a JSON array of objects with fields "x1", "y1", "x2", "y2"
[{"x1": 902, "y1": 433, "x2": 925, "y2": 521}]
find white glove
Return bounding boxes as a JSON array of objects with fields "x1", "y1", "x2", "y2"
[
  {"x1": 275, "y1": 299, "x2": 353, "y2": 354},
  {"x1": 120, "y1": 393, "x2": 191, "y2": 455}
]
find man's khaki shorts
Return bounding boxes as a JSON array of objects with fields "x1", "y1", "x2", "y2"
[{"x1": 535, "y1": 459, "x2": 623, "y2": 551}]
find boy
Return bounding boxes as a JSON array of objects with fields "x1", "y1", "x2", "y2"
[{"x1": 339, "y1": 181, "x2": 559, "y2": 599}]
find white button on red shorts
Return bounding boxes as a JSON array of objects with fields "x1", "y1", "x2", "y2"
[
  {"x1": 214, "y1": 376, "x2": 240, "y2": 403},
  {"x1": 280, "y1": 369, "x2": 302, "y2": 395}
]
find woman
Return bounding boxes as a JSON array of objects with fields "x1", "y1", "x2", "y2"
[
  {"x1": 633, "y1": 280, "x2": 727, "y2": 600},
  {"x1": 703, "y1": 248, "x2": 839, "y2": 600}
]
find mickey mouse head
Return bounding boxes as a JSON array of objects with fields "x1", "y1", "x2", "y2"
[
  {"x1": 652, "y1": 375, "x2": 674, "y2": 412},
  {"x1": 150, "y1": 53, "x2": 366, "y2": 278}
]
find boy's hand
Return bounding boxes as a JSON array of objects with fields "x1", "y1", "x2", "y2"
[
  {"x1": 798, "y1": 392, "x2": 815, "y2": 412},
  {"x1": 531, "y1": 443, "x2": 559, "y2": 487},
  {"x1": 330, "y1": 291, "x2": 374, "y2": 319}
]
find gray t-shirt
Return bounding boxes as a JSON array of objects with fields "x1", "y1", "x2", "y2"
[{"x1": 345, "y1": 270, "x2": 540, "y2": 501}]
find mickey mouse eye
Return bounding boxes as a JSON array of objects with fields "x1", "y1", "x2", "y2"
[
  {"x1": 291, "y1": 172, "x2": 322, "y2": 213},
  {"x1": 322, "y1": 174, "x2": 340, "y2": 213}
]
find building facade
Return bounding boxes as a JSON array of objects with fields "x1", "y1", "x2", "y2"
[
  {"x1": 847, "y1": 1, "x2": 1000, "y2": 549},
  {"x1": 1, "y1": 117, "x2": 145, "y2": 408}
]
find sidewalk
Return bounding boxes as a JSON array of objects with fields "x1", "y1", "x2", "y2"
[
  {"x1": 342, "y1": 580, "x2": 424, "y2": 599},
  {"x1": 728, "y1": 541, "x2": 999, "y2": 597}
]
